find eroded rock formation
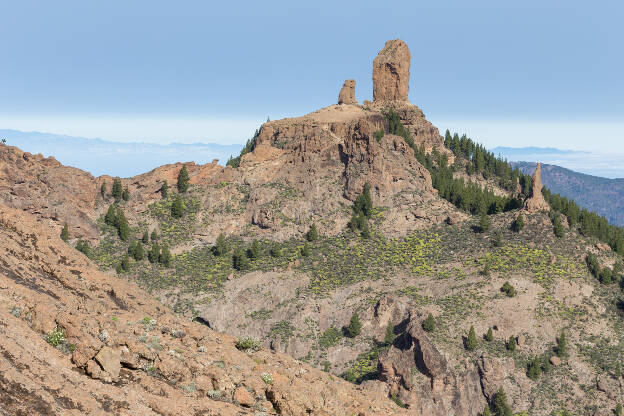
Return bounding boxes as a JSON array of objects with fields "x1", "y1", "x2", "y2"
[
  {"x1": 378, "y1": 310, "x2": 485, "y2": 415},
  {"x1": 338, "y1": 79, "x2": 358, "y2": 105},
  {"x1": 524, "y1": 162, "x2": 550, "y2": 212},
  {"x1": 373, "y1": 39, "x2": 411, "y2": 102}
]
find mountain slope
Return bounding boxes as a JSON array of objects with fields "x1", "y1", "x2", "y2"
[
  {"x1": 0, "y1": 203, "x2": 407, "y2": 416},
  {"x1": 516, "y1": 161, "x2": 624, "y2": 226}
]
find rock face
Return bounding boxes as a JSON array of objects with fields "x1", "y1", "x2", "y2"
[
  {"x1": 524, "y1": 162, "x2": 550, "y2": 212},
  {"x1": 378, "y1": 311, "x2": 485, "y2": 415},
  {"x1": 338, "y1": 79, "x2": 358, "y2": 105},
  {"x1": 0, "y1": 204, "x2": 409, "y2": 416},
  {"x1": 373, "y1": 39, "x2": 411, "y2": 102}
]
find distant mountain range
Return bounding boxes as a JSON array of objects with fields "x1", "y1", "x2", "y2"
[
  {"x1": 0, "y1": 129, "x2": 244, "y2": 177},
  {"x1": 513, "y1": 162, "x2": 624, "y2": 226},
  {"x1": 491, "y1": 146, "x2": 624, "y2": 179}
]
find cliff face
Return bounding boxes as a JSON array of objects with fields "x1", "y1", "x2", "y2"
[{"x1": 0, "y1": 204, "x2": 408, "y2": 416}]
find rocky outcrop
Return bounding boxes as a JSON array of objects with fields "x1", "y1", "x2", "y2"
[
  {"x1": 373, "y1": 39, "x2": 411, "y2": 102},
  {"x1": 378, "y1": 310, "x2": 485, "y2": 415},
  {"x1": 338, "y1": 79, "x2": 358, "y2": 105},
  {"x1": 0, "y1": 204, "x2": 409, "y2": 415},
  {"x1": 524, "y1": 162, "x2": 550, "y2": 212}
]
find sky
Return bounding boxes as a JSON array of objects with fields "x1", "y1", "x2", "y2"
[{"x1": 1, "y1": 0, "x2": 623, "y2": 150}]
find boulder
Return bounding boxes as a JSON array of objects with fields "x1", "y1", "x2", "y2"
[
  {"x1": 373, "y1": 39, "x2": 411, "y2": 102},
  {"x1": 338, "y1": 79, "x2": 358, "y2": 105},
  {"x1": 94, "y1": 346, "x2": 121, "y2": 380},
  {"x1": 550, "y1": 356, "x2": 562, "y2": 366}
]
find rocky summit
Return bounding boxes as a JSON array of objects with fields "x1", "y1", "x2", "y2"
[{"x1": 2, "y1": 39, "x2": 624, "y2": 416}]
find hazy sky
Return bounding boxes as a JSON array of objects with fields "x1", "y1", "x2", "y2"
[{"x1": 1, "y1": 0, "x2": 622, "y2": 149}]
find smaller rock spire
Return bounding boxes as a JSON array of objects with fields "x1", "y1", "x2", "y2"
[
  {"x1": 338, "y1": 79, "x2": 358, "y2": 105},
  {"x1": 524, "y1": 163, "x2": 550, "y2": 212}
]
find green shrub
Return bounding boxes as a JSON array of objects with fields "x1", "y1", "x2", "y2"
[
  {"x1": 142, "y1": 230, "x2": 149, "y2": 244},
  {"x1": 501, "y1": 281, "x2": 515, "y2": 297},
  {"x1": 46, "y1": 327, "x2": 66, "y2": 347},
  {"x1": 507, "y1": 336, "x2": 516, "y2": 352},
  {"x1": 374, "y1": 129, "x2": 384, "y2": 142},
  {"x1": 319, "y1": 326, "x2": 342, "y2": 349},
  {"x1": 148, "y1": 242, "x2": 161, "y2": 263},
  {"x1": 160, "y1": 180, "x2": 168, "y2": 198},
  {"x1": 61, "y1": 223, "x2": 69, "y2": 242},
  {"x1": 151, "y1": 229, "x2": 159, "y2": 241},
  {"x1": 422, "y1": 314, "x2": 435, "y2": 332},
  {"x1": 482, "y1": 404, "x2": 491, "y2": 416},
  {"x1": 122, "y1": 186, "x2": 130, "y2": 201},
  {"x1": 75, "y1": 240, "x2": 91, "y2": 257},
  {"x1": 121, "y1": 254, "x2": 130, "y2": 271},
  {"x1": 100, "y1": 181, "x2": 107, "y2": 198},
  {"x1": 159, "y1": 244, "x2": 172, "y2": 267},
  {"x1": 270, "y1": 243, "x2": 282, "y2": 258},
  {"x1": 485, "y1": 327, "x2": 493, "y2": 342},
  {"x1": 235, "y1": 337, "x2": 260, "y2": 352}
]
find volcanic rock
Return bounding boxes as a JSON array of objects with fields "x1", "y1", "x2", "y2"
[
  {"x1": 524, "y1": 162, "x2": 550, "y2": 213},
  {"x1": 378, "y1": 310, "x2": 484, "y2": 415},
  {"x1": 338, "y1": 79, "x2": 358, "y2": 105},
  {"x1": 373, "y1": 39, "x2": 411, "y2": 102}
]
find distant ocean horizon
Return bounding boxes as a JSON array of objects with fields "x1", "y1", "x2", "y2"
[
  {"x1": 0, "y1": 129, "x2": 244, "y2": 178},
  {"x1": 490, "y1": 146, "x2": 624, "y2": 179}
]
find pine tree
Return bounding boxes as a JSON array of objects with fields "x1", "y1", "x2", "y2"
[
  {"x1": 171, "y1": 196, "x2": 184, "y2": 218},
  {"x1": 422, "y1": 314, "x2": 435, "y2": 332},
  {"x1": 492, "y1": 388, "x2": 512, "y2": 416},
  {"x1": 232, "y1": 247, "x2": 249, "y2": 271},
  {"x1": 122, "y1": 186, "x2": 130, "y2": 201},
  {"x1": 100, "y1": 181, "x2": 107, "y2": 198},
  {"x1": 384, "y1": 320, "x2": 396, "y2": 345},
  {"x1": 148, "y1": 242, "x2": 160, "y2": 263},
  {"x1": 270, "y1": 243, "x2": 282, "y2": 258},
  {"x1": 213, "y1": 233, "x2": 227, "y2": 256},
  {"x1": 306, "y1": 223, "x2": 319, "y2": 242},
  {"x1": 116, "y1": 209, "x2": 129, "y2": 241},
  {"x1": 478, "y1": 213, "x2": 491, "y2": 233},
  {"x1": 142, "y1": 230, "x2": 149, "y2": 244},
  {"x1": 105, "y1": 204, "x2": 116, "y2": 226},
  {"x1": 482, "y1": 404, "x2": 491, "y2": 416},
  {"x1": 112, "y1": 178, "x2": 122, "y2": 201},
  {"x1": 527, "y1": 356, "x2": 542, "y2": 380},
  {"x1": 151, "y1": 229, "x2": 159, "y2": 241},
  {"x1": 346, "y1": 312, "x2": 361, "y2": 337},
  {"x1": 556, "y1": 330, "x2": 567, "y2": 357},
  {"x1": 159, "y1": 244, "x2": 172, "y2": 267},
  {"x1": 61, "y1": 223, "x2": 69, "y2": 242},
  {"x1": 248, "y1": 240, "x2": 261, "y2": 259},
  {"x1": 485, "y1": 327, "x2": 494, "y2": 342},
  {"x1": 615, "y1": 403, "x2": 622, "y2": 416},
  {"x1": 160, "y1": 180, "x2": 169, "y2": 198},
  {"x1": 121, "y1": 254, "x2": 130, "y2": 271},
  {"x1": 553, "y1": 213, "x2": 564, "y2": 238},
  {"x1": 507, "y1": 336, "x2": 516, "y2": 352},
  {"x1": 300, "y1": 242, "x2": 310, "y2": 257},
  {"x1": 131, "y1": 241, "x2": 145, "y2": 261},
  {"x1": 512, "y1": 214, "x2": 525, "y2": 232},
  {"x1": 465, "y1": 325, "x2": 477, "y2": 351},
  {"x1": 354, "y1": 183, "x2": 373, "y2": 218},
  {"x1": 177, "y1": 165, "x2": 189, "y2": 193}
]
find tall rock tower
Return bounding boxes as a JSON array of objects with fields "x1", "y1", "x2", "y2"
[{"x1": 372, "y1": 39, "x2": 411, "y2": 102}]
